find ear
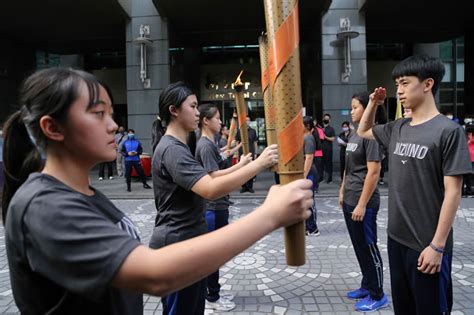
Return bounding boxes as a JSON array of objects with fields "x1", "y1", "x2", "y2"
[
  {"x1": 39, "y1": 116, "x2": 65, "y2": 142},
  {"x1": 169, "y1": 105, "x2": 179, "y2": 118},
  {"x1": 423, "y1": 78, "x2": 435, "y2": 93}
]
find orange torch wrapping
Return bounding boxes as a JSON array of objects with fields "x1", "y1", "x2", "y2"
[
  {"x1": 233, "y1": 71, "x2": 250, "y2": 156},
  {"x1": 259, "y1": 34, "x2": 278, "y2": 172},
  {"x1": 264, "y1": 0, "x2": 305, "y2": 266},
  {"x1": 226, "y1": 110, "x2": 238, "y2": 151}
]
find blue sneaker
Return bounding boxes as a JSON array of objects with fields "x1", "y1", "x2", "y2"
[
  {"x1": 354, "y1": 294, "x2": 389, "y2": 312},
  {"x1": 347, "y1": 288, "x2": 369, "y2": 300}
]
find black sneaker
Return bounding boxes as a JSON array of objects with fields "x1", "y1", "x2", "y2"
[
  {"x1": 143, "y1": 183, "x2": 151, "y2": 189},
  {"x1": 127, "y1": 187, "x2": 131, "y2": 192},
  {"x1": 248, "y1": 188, "x2": 255, "y2": 193},
  {"x1": 305, "y1": 229, "x2": 320, "y2": 236},
  {"x1": 240, "y1": 188, "x2": 247, "y2": 193}
]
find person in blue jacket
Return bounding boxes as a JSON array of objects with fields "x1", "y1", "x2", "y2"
[{"x1": 121, "y1": 129, "x2": 151, "y2": 192}]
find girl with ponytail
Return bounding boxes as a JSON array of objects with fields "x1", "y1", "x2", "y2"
[{"x1": 3, "y1": 69, "x2": 313, "y2": 314}]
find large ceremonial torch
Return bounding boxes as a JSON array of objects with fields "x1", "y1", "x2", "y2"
[
  {"x1": 259, "y1": 34, "x2": 278, "y2": 172},
  {"x1": 264, "y1": 0, "x2": 305, "y2": 266},
  {"x1": 233, "y1": 71, "x2": 250, "y2": 156},
  {"x1": 226, "y1": 110, "x2": 238, "y2": 151}
]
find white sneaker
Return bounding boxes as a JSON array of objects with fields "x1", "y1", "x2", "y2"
[
  {"x1": 98, "y1": 177, "x2": 104, "y2": 181},
  {"x1": 109, "y1": 176, "x2": 114, "y2": 180},
  {"x1": 220, "y1": 292, "x2": 235, "y2": 301},
  {"x1": 206, "y1": 298, "x2": 236, "y2": 311}
]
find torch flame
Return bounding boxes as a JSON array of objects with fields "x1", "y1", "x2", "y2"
[{"x1": 234, "y1": 70, "x2": 244, "y2": 86}]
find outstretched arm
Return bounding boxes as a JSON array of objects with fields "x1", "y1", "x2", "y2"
[
  {"x1": 113, "y1": 179, "x2": 313, "y2": 296},
  {"x1": 358, "y1": 87, "x2": 386, "y2": 140},
  {"x1": 193, "y1": 144, "x2": 278, "y2": 200}
]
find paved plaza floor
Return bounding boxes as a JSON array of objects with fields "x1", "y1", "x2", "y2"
[{"x1": 1, "y1": 194, "x2": 472, "y2": 314}]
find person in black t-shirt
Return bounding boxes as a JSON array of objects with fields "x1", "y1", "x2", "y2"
[
  {"x1": 337, "y1": 121, "x2": 352, "y2": 181},
  {"x1": 321, "y1": 113, "x2": 335, "y2": 183},
  {"x1": 2, "y1": 70, "x2": 313, "y2": 315},
  {"x1": 236, "y1": 117, "x2": 258, "y2": 193},
  {"x1": 196, "y1": 104, "x2": 254, "y2": 311},
  {"x1": 358, "y1": 56, "x2": 472, "y2": 314},
  {"x1": 303, "y1": 117, "x2": 319, "y2": 236},
  {"x1": 339, "y1": 92, "x2": 387, "y2": 312},
  {"x1": 150, "y1": 82, "x2": 313, "y2": 315}
]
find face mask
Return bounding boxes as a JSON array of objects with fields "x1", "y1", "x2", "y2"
[
  {"x1": 446, "y1": 115, "x2": 453, "y2": 120},
  {"x1": 323, "y1": 119, "x2": 330, "y2": 124},
  {"x1": 128, "y1": 133, "x2": 135, "y2": 139},
  {"x1": 342, "y1": 127, "x2": 349, "y2": 132}
]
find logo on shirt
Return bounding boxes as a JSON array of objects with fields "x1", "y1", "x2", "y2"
[
  {"x1": 401, "y1": 160, "x2": 408, "y2": 164},
  {"x1": 346, "y1": 143, "x2": 358, "y2": 152},
  {"x1": 393, "y1": 142, "x2": 428, "y2": 160}
]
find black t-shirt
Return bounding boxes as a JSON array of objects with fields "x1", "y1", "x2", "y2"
[
  {"x1": 343, "y1": 132, "x2": 382, "y2": 209},
  {"x1": 5, "y1": 173, "x2": 142, "y2": 315},
  {"x1": 236, "y1": 127, "x2": 258, "y2": 156},
  {"x1": 322, "y1": 125, "x2": 335, "y2": 151},
  {"x1": 150, "y1": 135, "x2": 208, "y2": 249},
  {"x1": 373, "y1": 115, "x2": 472, "y2": 252},
  {"x1": 304, "y1": 134, "x2": 318, "y2": 180},
  {"x1": 195, "y1": 137, "x2": 230, "y2": 211}
]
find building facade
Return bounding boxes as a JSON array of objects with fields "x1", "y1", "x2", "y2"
[{"x1": 0, "y1": 0, "x2": 472, "y2": 167}]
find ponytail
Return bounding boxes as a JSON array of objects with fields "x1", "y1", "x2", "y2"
[
  {"x1": 1, "y1": 67, "x2": 101, "y2": 224},
  {"x1": 2, "y1": 111, "x2": 43, "y2": 223},
  {"x1": 151, "y1": 117, "x2": 166, "y2": 153}
]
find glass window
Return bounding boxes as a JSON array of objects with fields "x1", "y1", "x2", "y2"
[
  {"x1": 456, "y1": 63, "x2": 464, "y2": 82},
  {"x1": 457, "y1": 46, "x2": 464, "y2": 60},
  {"x1": 440, "y1": 42, "x2": 453, "y2": 60},
  {"x1": 457, "y1": 90, "x2": 464, "y2": 104},
  {"x1": 442, "y1": 63, "x2": 452, "y2": 82},
  {"x1": 440, "y1": 90, "x2": 454, "y2": 104}
]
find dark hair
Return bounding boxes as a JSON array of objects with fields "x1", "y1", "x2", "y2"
[
  {"x1": 198, "y1": 103, "x2": 219, "y2": 129},
  {"x1": 159, "y1": 81, "x2": 194, "y2": 124},
  {"x1": 351, "y1": 91, "x2": 387, "y2": 124},
  {"x1": 391, "y1": 55, "x2": 446, "y2": 95},
  {"x1": 352, "y1": 91, "x2": 370, "y2": 109},
  {"x1": 2, "y1": 68, "x2": 101, "y2": 223},
  {"x1": 323, "y1": 113, "x2": 331, "y2": 118},
  {"x1": 151, "y1": 117, "x2": 166, "y2": 153},
  {"x1": 303, "y1": 116, "x2": 314, "y2": 131},
  {"x1": 341, "y1": 121, "x2": 350, "y2": 127},
  {"x1": 127, "y1": 129, "x2": 135, "y2": 133}
]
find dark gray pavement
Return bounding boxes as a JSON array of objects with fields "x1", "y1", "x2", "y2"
[{"x1": 0, "y1": 170, "x2": 473, "y2": 314}]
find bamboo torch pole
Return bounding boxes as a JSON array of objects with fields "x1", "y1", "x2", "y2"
[
  {"x1": 226, "y1": 110, "x2": 238, "y2": 151},
  {"x1": 233, "y1": 71, "x2": 250, "y2": 156},
  {"x1": 263, "y1": 0, "x2": 305, "y2": 266},
  {"x1": 259, "y1": 34, "x2": 278, "y2": 172}
]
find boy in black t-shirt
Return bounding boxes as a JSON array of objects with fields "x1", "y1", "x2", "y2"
[{"x1": 358, "y1": 55, "x2": 472, "y2": 314}]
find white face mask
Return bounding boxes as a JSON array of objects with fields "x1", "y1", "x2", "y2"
[
  {"x1": 342, "y1": 127, "x2": 349, "y2": 132},
  {"x1": 446, "y1": 115, "x2": 453, "y2": 120}
]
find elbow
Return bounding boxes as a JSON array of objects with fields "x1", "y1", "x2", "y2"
[
  {"x1": 149, "y1": 278, "x2": 176, "y2": 297},
  {"x1": 201, "y1": 187, "x2": 221, "y2": 200}
]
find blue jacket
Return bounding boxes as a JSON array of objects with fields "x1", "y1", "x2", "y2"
[{"x1": 121, "y1": 139, "x2": 143, "y2": 162}]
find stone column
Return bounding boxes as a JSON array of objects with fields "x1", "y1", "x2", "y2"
[
  {"x1": 125, "y1": 0, "x2": 170, "y2": 153},
  {"x1": 321, "y1": 0, "x2": 367, "y2": 170}
]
